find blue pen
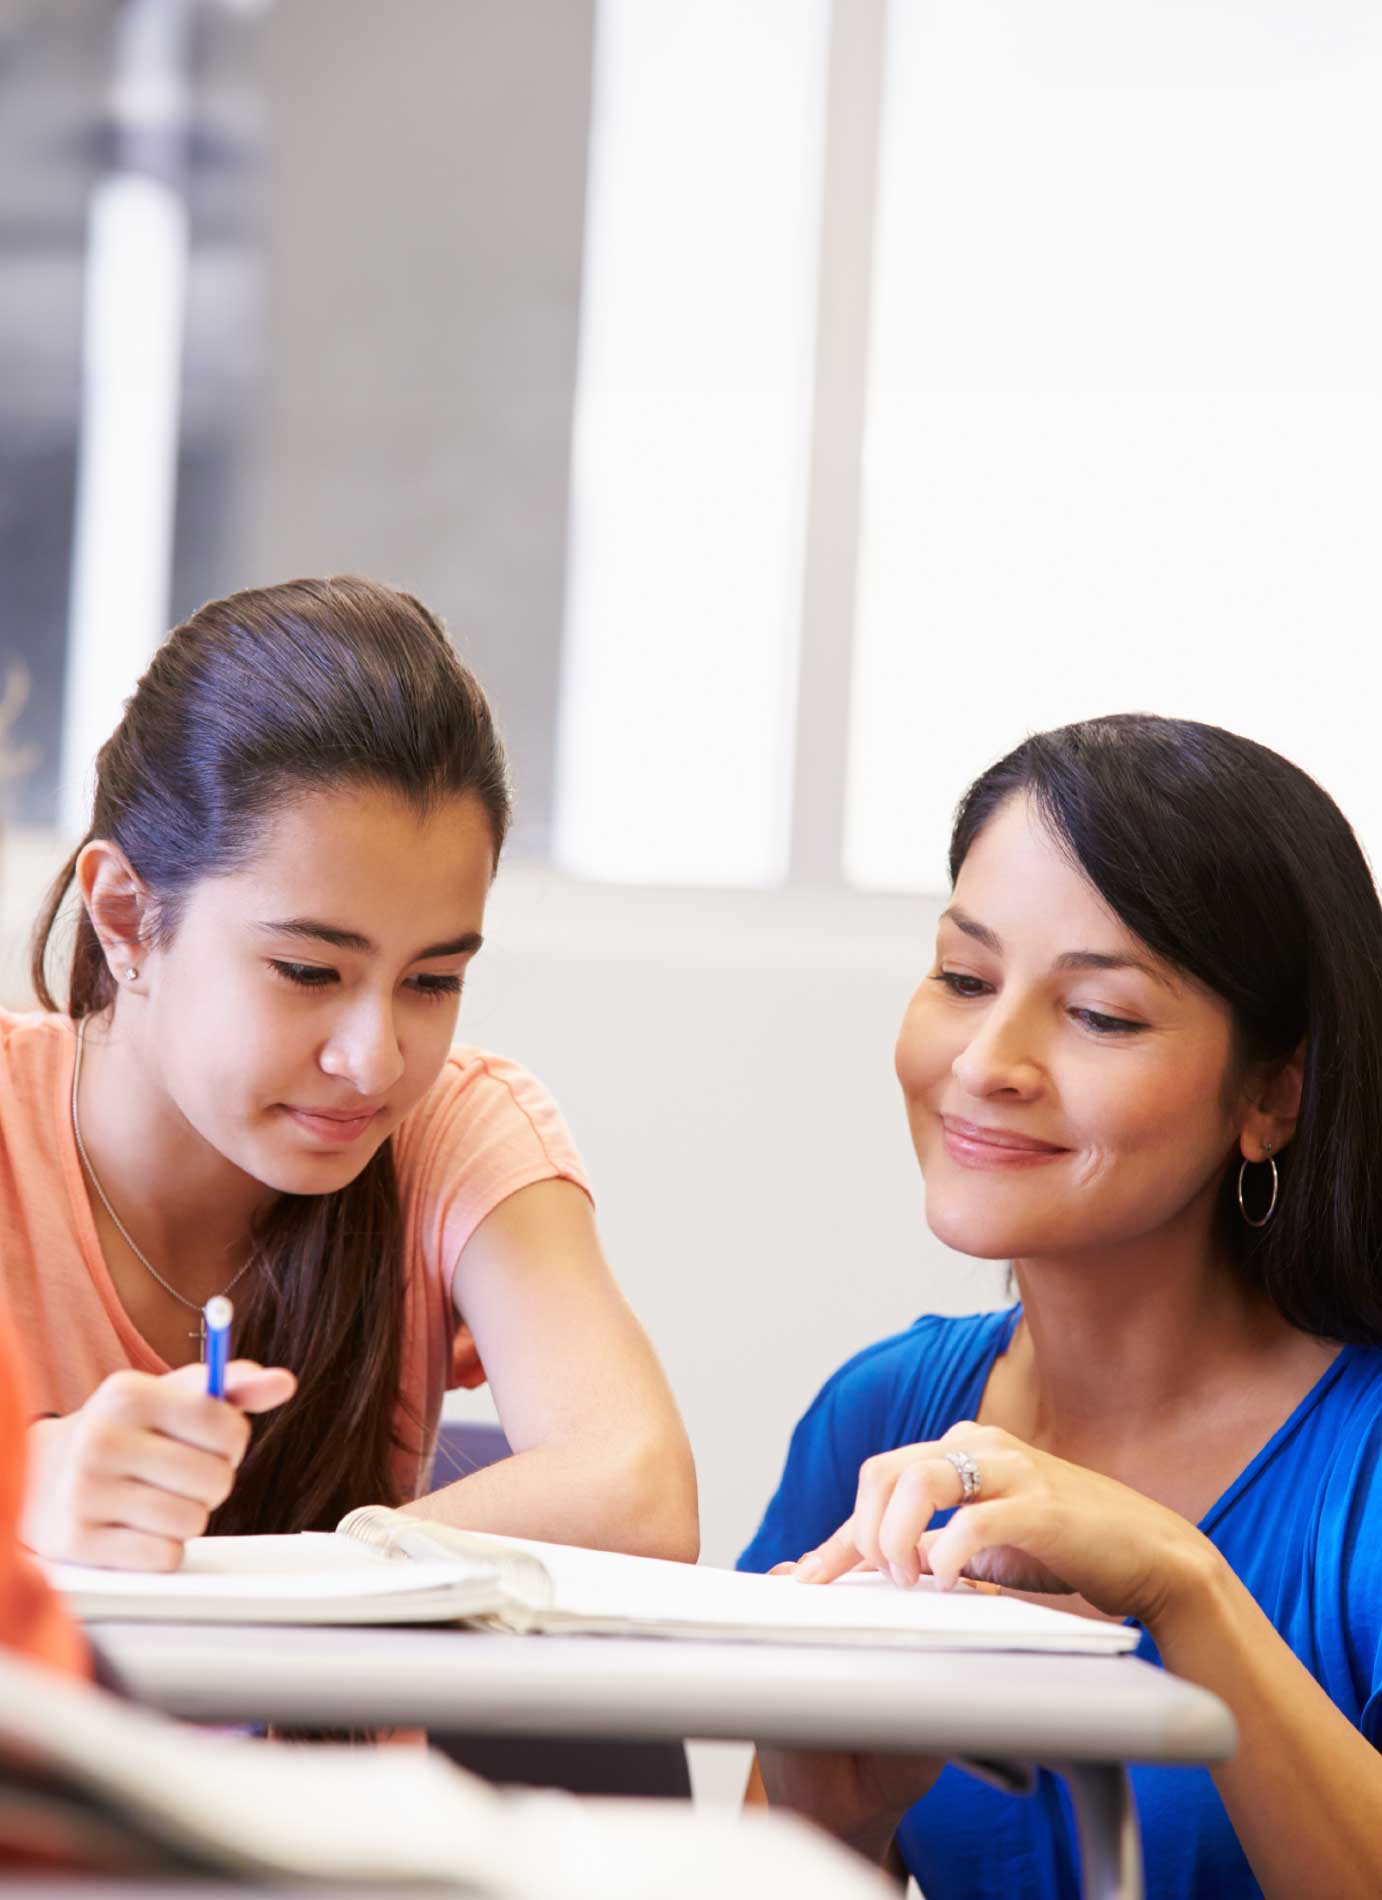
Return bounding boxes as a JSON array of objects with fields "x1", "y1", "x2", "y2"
[{"x1": 204, "y1": 1295, "x2": 233, "y2": 1398}]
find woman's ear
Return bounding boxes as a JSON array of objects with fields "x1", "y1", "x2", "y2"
[
  {"x1": 1240, "y1": 1040, "x2": 1306, "y2": 1162},
  {"x1": 76, "y1": 840, "x2": 153, "y2": 989}
]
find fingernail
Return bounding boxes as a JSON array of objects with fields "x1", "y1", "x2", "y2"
[{"x1": 888, "y1": 1562, "x2": 912, "y2": 1590}]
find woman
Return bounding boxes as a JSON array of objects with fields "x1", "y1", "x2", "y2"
[
  {"x1": 741, "y1": 715, "x2": 1382, "y2": 1898},
  {"x1": 10, "y1": 576, "x2": 696, "y2": 1570}
]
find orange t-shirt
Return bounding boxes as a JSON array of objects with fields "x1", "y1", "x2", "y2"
[
  {"x1": 0, "y1": 1008, "x2": 591, "y2": 1502},
  {"x1": 0, "y1": 1304, "x2": 88, "y2": 1675}
]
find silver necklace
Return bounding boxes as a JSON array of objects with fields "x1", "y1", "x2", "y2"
[{"x1": 71, "y1": 1016, "x2": 255, "y2": 1358}]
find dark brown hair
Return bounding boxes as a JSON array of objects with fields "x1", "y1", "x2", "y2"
[
  {"x1": 32, "y1": 576, "x2": 511, "y2": 1532},
  {"x1": 951, "y1": 714, "x2": 1382, "y2": 1345}
]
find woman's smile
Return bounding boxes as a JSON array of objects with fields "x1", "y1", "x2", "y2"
[{"x1": 939, "y1": 1114, "x2": 1071, "y2": 1170}]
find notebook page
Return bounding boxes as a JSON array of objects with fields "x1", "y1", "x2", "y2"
[
  {"x1": 338, "y1": 1504, "x2": 554, "y2": 1611},
  {"x1": 468, "y1": 1532, "x2": 1138, "y2": 1653},
  {"x1": 43, "y1": 1532, "x2": 509, "y2": 1622}
]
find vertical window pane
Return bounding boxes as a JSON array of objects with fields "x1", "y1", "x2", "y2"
[
  {"x1": 555, "y1": 0, "x2": 831, "y2": 885},
  {"x1": 848, "y1": 1, "x2": 1382, "y2": 890}
]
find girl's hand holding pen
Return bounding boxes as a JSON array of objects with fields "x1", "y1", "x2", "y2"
[{"x1": 21, "y1": 1359, "x2": 295, "y2": 1571}]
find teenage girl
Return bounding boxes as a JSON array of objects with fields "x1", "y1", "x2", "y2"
[{"x1": 9, "y1": 576, "x2": 697, "y2": 1570}]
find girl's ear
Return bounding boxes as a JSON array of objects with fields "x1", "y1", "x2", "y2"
[
  {"x1": 77, "y1": 840, "x2": 153, "y2": 988},
  {"x1": 1240, "y1": 1040, "x2": 1306, "y2": 1163}
]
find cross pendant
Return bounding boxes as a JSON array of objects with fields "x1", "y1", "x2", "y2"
[{"x1": 190, "y1": 1314, "x2": 207, "y2": 1360}]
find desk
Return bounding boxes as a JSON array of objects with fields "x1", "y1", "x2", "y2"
[{"x1": 93, "y1": 1623, "x2": 1235, "y2": 1900}]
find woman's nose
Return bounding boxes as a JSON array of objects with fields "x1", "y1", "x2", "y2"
[{"x1": 950, "y1": 1004, "x2": 1045, "y2": 1099}]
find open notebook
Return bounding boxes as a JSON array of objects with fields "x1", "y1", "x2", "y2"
[{"x1": 45, "y1": 1507, "x2": 1139, "y2": 1654}]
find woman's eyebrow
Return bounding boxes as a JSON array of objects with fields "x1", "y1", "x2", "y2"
[
  {"x1": 939, "y1": 905, "x2": 1001, "y2": 952},
  {"x1": 939, "y1": 907, "x2": 1169, "y2": 987},
  {"x1": 256, "y1": 918, "x2": 484, "y2": 960},
  {"x1": 1055, "y1": 948, "x2": 1170, "y2": 987}
]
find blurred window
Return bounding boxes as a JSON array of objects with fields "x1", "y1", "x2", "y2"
[
  {"x1": 846, "y1": 0, "x2": 1382, "y2": 889},
  {"x1": 6, "y1": 2, "x2": 1376, "y2": 901},
  {"x1": 554, "y1": 0, "x2": 832, "y2": 886}
]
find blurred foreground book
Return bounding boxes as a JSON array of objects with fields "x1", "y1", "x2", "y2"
[{"x1": 0, "y1": 1648, "x2": 890, "y2": 1896}]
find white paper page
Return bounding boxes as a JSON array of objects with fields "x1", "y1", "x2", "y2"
[
  {"x1": 44, "y1": 1532, "x2": 504, "y2": 1614},
  {"x1": 177, "y1": 1532, "x2": 385, "y2": 1574},
  {"x1": 473, "y1": 1533, "x2": 1138, "y2": 1653},
  {"x1": 44, "y1": 1532, "x2": 378, "y2": 1589}
]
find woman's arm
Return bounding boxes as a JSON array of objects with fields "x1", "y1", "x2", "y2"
[
  {"x1": 1154, "y1": 1546, "x2": 1382, "y2": 1900},
  {"x1": 795, "y1": 1422, "x2": 1382, "y2": 1899},
  {"x1": 401, "y1": 1178, "x2": 699, "y2": 1562}
]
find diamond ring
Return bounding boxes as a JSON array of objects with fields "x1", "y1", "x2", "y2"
[{"x1": 942, "y1": 1448, "x2": 982, "y2": 1505}]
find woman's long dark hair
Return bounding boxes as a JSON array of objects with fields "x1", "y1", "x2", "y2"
[
  {"x1": 31, "y1": 577, "x2": 511, "y2": 1532},
  {"x1": 950, "y1": 713, "x2": 1382, "y2": 1346}
]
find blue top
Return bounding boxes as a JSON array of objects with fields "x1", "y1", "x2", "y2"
[{"x1": 738, "y1": 1308, "x2": 1382, "y2": 1899}]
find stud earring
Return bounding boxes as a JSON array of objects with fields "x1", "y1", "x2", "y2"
[{"x1": 124, "y1": 967, "x2": 139, "y2": 982}]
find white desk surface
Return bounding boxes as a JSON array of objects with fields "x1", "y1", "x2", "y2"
[{"x1": 92, "y1": 1622, "x2": 1235, "y2": 1765}]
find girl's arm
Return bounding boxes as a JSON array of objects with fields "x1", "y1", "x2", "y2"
[{"x1": 401, "y1": 1178, "x2": 699, "y2": 1562}]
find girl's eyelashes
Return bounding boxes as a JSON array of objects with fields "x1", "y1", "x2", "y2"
[
  {"x1": 271, "y1": 959, "x2": 336, "y2": 988},
  {"x1": 409, "y1": 973, "x2": 463, "y2": 1000},
  {"x1": 268, "y1": 961, "x2": 463, "y2": 1001}
]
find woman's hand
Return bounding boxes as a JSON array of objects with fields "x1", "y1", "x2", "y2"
[
  {"x1": 23, "y1": 1360, "x2": 296, "y2": 1571},
  {"x1": 796, "y1": 1421, "x2": 1217, "y2": 1633},
  {"x1": 753, "y1": 1742, "x2": 943, "y2": 1870}
]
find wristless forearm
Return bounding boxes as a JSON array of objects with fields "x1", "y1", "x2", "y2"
[
  {"x1": 405, "y1": 1434, "x2": 698, "y2": 1562},
  {"x1": 1152, "y1": 1550, "x2": 1382, "y2": 1900}
]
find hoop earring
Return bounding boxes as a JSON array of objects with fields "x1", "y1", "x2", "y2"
[{"x1": 1237, "y1": 1146, "x2": 1278, "y2": 1228}]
